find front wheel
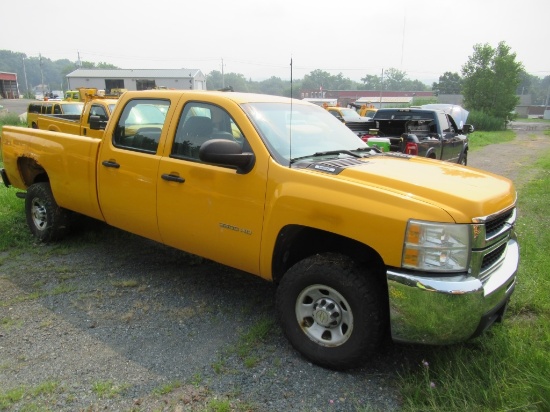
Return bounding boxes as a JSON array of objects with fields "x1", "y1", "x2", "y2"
[
  {"x1": 276, "y1": 253, "x2": 387, "y2": 370},
  {"x1": 459, "y1": 150, "x2": 468, "y2": 166},
  {"x1": 25, "y1": 182, "x2": 70, "y2": 242}
]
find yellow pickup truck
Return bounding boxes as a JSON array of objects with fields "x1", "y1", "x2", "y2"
[
  {"x1": 0, "y1": 90, "x2": 518, "y2": 370},
  {"x1": 35, "y1": 88, "x2": 118, "y2": 139},
  {"x1": 27, "y1": 100, "x2": 84, "y2": 129}
]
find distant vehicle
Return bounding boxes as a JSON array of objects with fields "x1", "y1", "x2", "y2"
[
  {"x1": 35, "y1": 88, "x2": 119, "y2": 139},
  {"x1": 27, "y1": 101, "x2": 84, "y2": 128},
  {"x1": 64, "y1": 90, "x2": 80, "y2": 101},
  {"x1": 362, "y1": 107, "x2": 472, "y2": 164},
  {"x1": 302, "y1": 98, "x2": 337, "y2": 107}
]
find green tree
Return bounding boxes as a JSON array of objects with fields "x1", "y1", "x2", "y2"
[
  {"x1": 360, "y1": 74, "x2": 382, "y2": 90},
  {"x1": 206, "y1": 70, "x2": 249, "y2": 92},
  {"x1": 462, "y1": 41, "x2": 523, "y2": 122},
  {"x1": 301, "y1": 69, "x2": 355, "y2": 91},
  {"x1": 257, "y1": 76, "x2": 286, "y2": 96},
  {"x1": 383, "y1": 68, "x2": 407, "y2": 91},
  {"x1": 517, "y1": 71, "x2": 550, "y2": 105},
  {"x1": 432, "y1": 72, "x2": 463, "y2": 94},
  {"x1": 361, "y1": 68, "x2": 428, "y2": 92}
]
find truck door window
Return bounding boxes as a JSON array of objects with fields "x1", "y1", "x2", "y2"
[
  {"x1": 112, "y1": 99, "x2": 170, "y2": 154},
  {"x1": 89, "y1": 104, "x2": 108, "y2": 121},
  {"x1": 438, "y1": 113, "x2": 453, "y2": 133},
  {"x1": 171, "y1": 102, "x2": 247, "y2": 161}
]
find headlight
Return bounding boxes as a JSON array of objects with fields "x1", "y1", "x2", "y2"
[{"x1": 402, "y1": 220, "x2": 471, "y2": 272}]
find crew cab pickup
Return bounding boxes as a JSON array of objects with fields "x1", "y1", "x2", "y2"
[
  {"x1": 0, "y1": 91, "x2": 518, "y2": 370},
  {"x1": 27, "y1": 100, "x2": 84, "y2": 129},
  {"x1": 35, "y1": 89, "x2": 118, "y2": 139},
  {"x1": 361, "y1": 108, "x2": 472, "y2": 165}
]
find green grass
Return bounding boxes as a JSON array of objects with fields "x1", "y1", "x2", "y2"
[
  {"x1": 398, "y1": 150, "x2": 550, "y2": 412},
  {"x1": 0, "y1": 184, "x2": 31, "y2": 252},
  {"x1": 0, "y1": 112, "x2": 25, "y2": 129},
  {"x1": 91, "y1": 380, "x2": 128, "y2": 399},
  {"x1": 0, "y1": 381, "x2": 61, "y2": 410},
  {"x1": 516, "y1": 117, "x2": 550, "y2": 123},
  {"x1": 469, "y1": 129, "x2": 516, "y2": 151}
]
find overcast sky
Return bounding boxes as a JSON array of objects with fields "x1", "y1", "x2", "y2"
[{"x1": 3, "y1": 0, "x2": 548, "y2": 85}]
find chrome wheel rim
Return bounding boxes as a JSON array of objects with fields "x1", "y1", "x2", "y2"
[
  {"x1": 295, "y1": 284, "x2": 353, "y2": 347},
  {"x1": 30, "y1": 197, "x2": 48, "y2": 231}
]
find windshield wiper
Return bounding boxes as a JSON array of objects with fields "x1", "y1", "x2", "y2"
[
  {"x1": 291, "y1": 150, "x2": 362, "y2": 163},
  {"x1": 354, "y1": 146, "x2": 382, "y2": 153}
]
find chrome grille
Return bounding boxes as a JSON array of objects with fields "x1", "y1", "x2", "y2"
[
  {"x1": 481, "y1": 243, "x2": 507, "y2": 272},
  {"x1": 485, "y1": 209, "x2": 514, "y2": 238}
]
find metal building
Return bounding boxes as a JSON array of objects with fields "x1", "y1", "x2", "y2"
[
  {"x1": 66, "y1": 68, "x2": 207, "y2": 93},
  {"x1": 0, "y1": 72, "x2": 20, "y2": 99}
]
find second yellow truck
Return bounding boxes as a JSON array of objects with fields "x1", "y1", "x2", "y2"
[{"x1": 33, "y1": 88, "x2": 118, "y2": 139}]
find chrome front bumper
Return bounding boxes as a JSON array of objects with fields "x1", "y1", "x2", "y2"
[{"x1": 386, "y1": 235, "x2": 518, "y2": 345}]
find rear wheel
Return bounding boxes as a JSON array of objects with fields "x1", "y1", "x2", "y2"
[
  {"x1": 25, "y1": 182, "x2": 70, "y2": 242},
  {"x1": 276, "y1": 253, "x2": 387, "y2": 370}
]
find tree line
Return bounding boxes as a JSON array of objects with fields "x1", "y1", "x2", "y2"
[{"x1": 1, "y1": 42, "x2": 548, "y2": 128}]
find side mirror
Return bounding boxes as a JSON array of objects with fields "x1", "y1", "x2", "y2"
[
  {"x1": 89, "y1": 115, "x2": 108, "y2": 130},
  {"x1": 199, "y1": 139, "x2": 255, "y2": 174},
  {"x1": 462, "y1": 124, "x2": 474, "y2": 134}
]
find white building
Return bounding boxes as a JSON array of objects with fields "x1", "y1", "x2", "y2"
[{"x1": 66, "y1": 68, "x2": 206, "y2": 93}]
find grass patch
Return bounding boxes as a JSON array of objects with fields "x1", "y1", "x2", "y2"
[
  {"x1": 91, "y1": 380, "x2": 128, "y2": 399},
  {"x1": 398, "y1": 151, "x2": 550, "y2": 412},
  {"x1": 1, "y1": 282, "x2": 76, "y2": 308},
  {"x1": 153, "y1": 380, "x2": 182, "y2": 396},
  {"x1": 235, "y1": 317, "x2": 274, "y2": 359},
  {"x1": 210, "y1": 317, "x2": 275, "y2": 374},
  {"x1": 111, "y1": 279, "x2": 140, "y2": 288},
  {"x1": 469, "y1": 129, "x2": 516, "y2": 151},
  {"x1": 0, "y1": 184, "x2": 32, "y2": 252},
  {"x1": 0, "y1": 381, "x2": 61, "y2": 410}
]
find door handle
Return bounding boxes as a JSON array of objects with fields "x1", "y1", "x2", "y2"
[
  {"x1": 101, "y1": 160, "x2": 120, "y2": 169},
  {"x1": 161, "y1": 174, "x2": 185, "y2": 183}
]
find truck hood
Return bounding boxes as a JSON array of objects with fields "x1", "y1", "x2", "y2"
[{"x1": 336, "y1": 154, "x2": 515, "y2": 221}]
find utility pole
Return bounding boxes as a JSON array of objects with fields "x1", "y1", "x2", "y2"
[
  {"x1": 221, "y1": 58, "x2": 225, "y2": 88},
  {"x1": 39, "y1": 53, "x2": 45, "y2": 98},
  {"x1": 379, "y1": 68, "x2": 384, "y2": 109},
  {"x1": 22, "y1": 55, "x2": 29, "y2": 97}
]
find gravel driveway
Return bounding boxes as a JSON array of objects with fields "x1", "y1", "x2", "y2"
[{"x1": 0, "y1": 123, "x2": 549, "y2": 411}]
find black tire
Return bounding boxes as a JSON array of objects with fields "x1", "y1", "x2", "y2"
[
  {"x1": 460, "y1": 150, "x2": 468, "y2": 166},
  {"x1": 25, "y1": 182, "x2": 70, "y2": 242},
  {"x1": 276, "y1": 253, "x2": 387, "y2": 370}
]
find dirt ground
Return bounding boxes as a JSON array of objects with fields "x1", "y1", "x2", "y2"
[
  {"x1": 0, "y1": 122, "x2": 549, "y2": 411},
  {"x1": 468, "y1": 121, "x2": 550, "y2": 186}
]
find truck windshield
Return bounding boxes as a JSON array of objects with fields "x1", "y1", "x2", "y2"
[{"x1": 241, "y1": 102, "x2": 368, "y2": 164}]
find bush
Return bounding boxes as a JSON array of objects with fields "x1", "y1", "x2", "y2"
[
  {"x1": 467, "y1": 110, "x2": 507, "y2": 131},
  {"x1": 0, "y1": 112, "x2": 25, "y2": 128}
]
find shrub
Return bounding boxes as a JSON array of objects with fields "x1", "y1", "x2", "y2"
[
  {"x1": 0, "y1": 112, "x2": 25, "y2": 128},
  {"x1": 467, "y1": 110, "x2": 507, "y2": 131}
]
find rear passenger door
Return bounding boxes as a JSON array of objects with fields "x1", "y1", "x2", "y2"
[{"x1": 97, "y1": 98, "x2": 173, "y2": 242}]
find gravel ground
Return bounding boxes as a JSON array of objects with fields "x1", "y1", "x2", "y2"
[{"x1": 0, "y1": 122, "x2": 549, "y2": 411}]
